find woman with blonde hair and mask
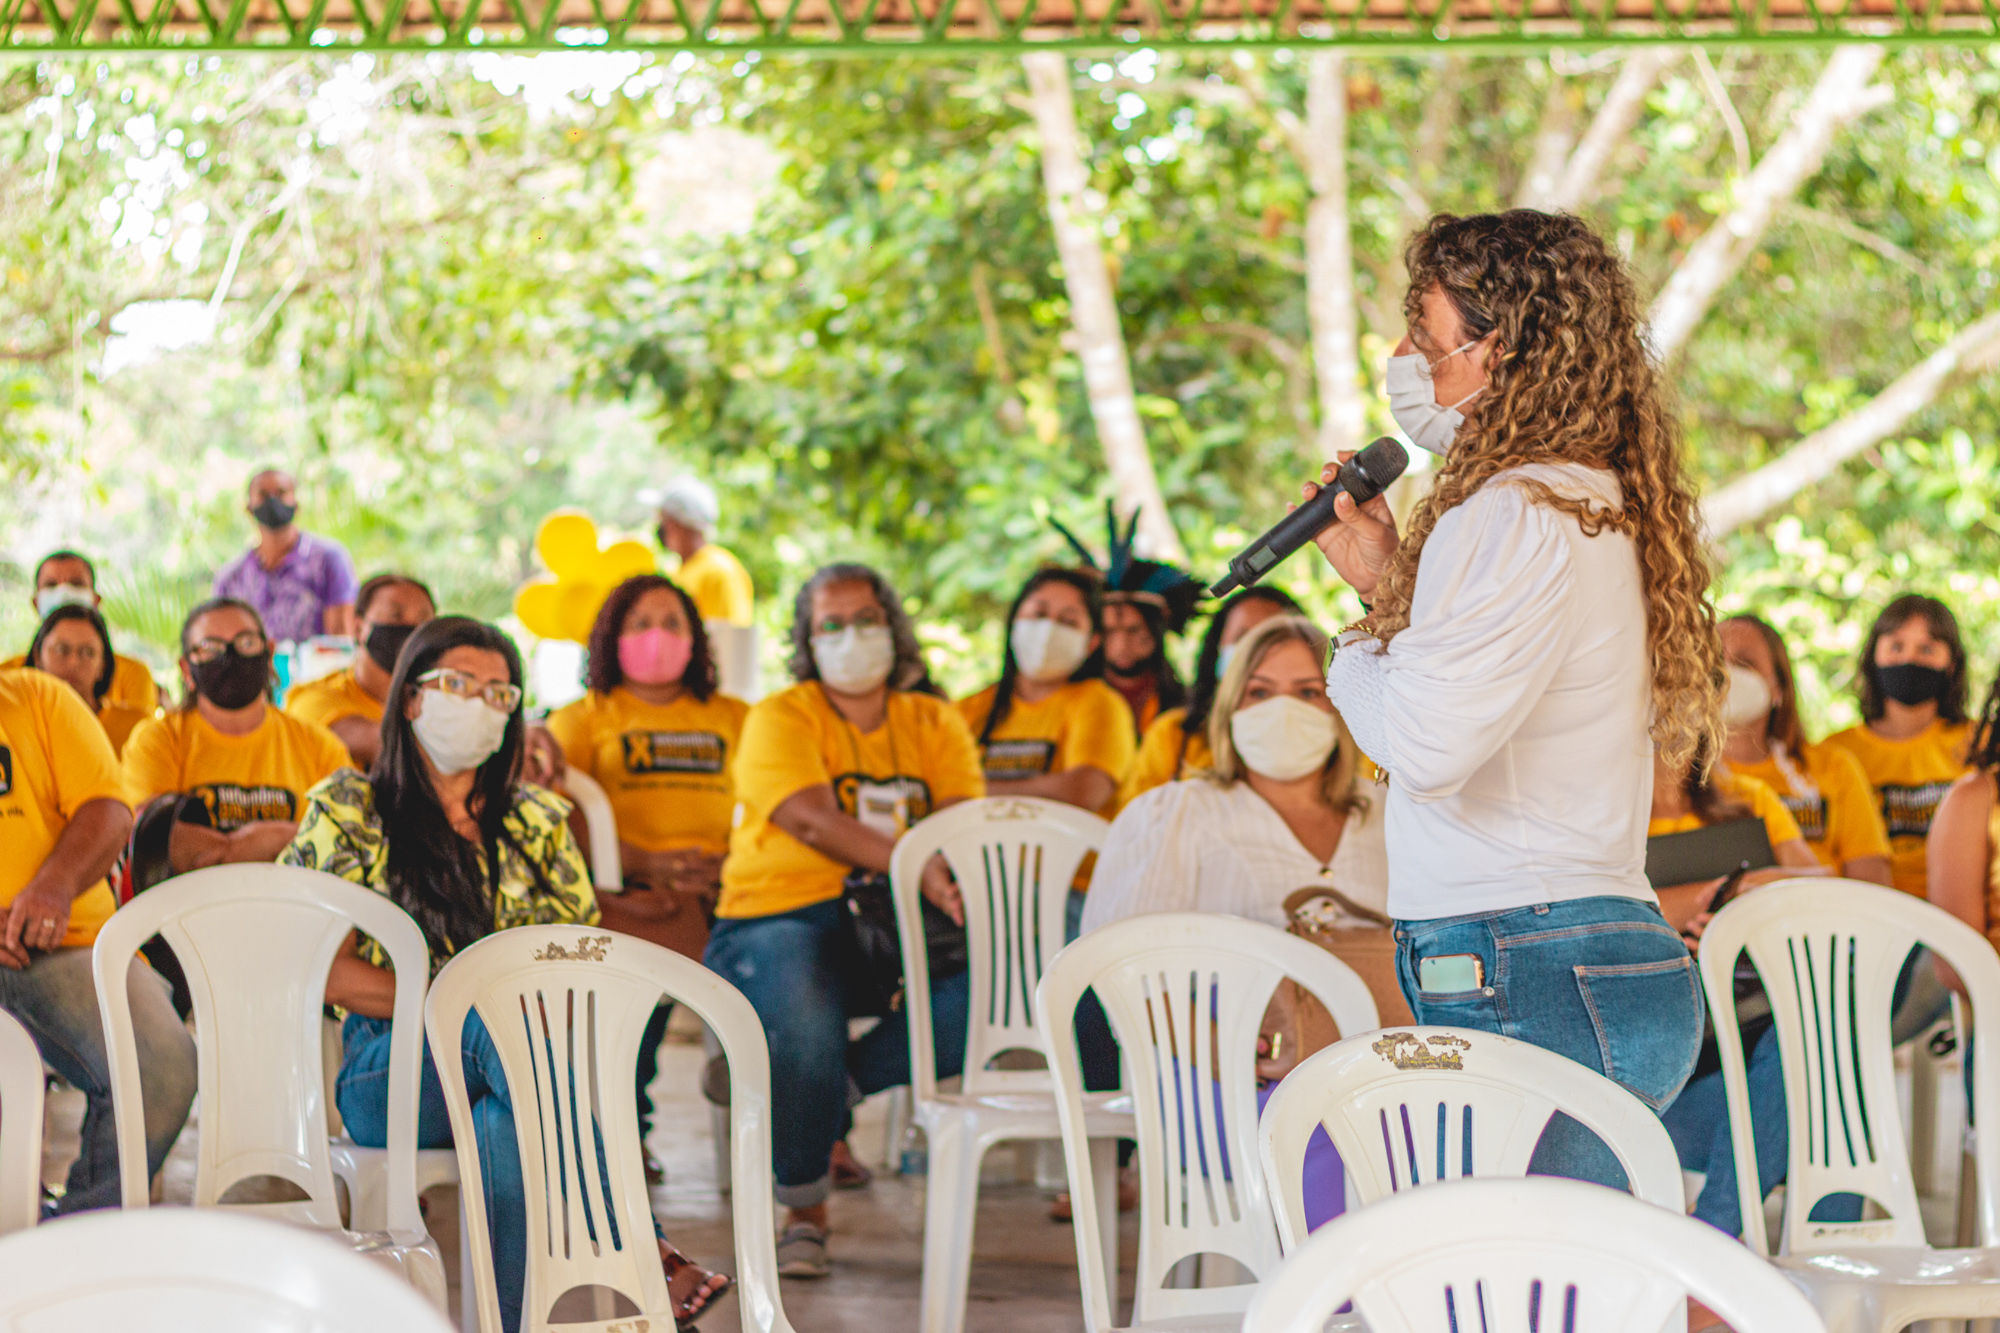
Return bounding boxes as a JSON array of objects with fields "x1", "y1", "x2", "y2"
[{"x1": 1313, "y1": 210, "x2": 1718, "y2": 1195}]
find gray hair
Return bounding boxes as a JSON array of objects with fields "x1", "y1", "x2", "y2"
[{"x1": 788, "y1": 563, "x2": 938, "y2": 695}]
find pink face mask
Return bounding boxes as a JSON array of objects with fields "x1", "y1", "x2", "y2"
[{"x1": 618, "y1": 628, "x2": 692, "y2": 686}]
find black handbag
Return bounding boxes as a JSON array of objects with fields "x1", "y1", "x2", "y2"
[{"x1": 839, "y1": 870, "x2": 969, "y2": 1018}]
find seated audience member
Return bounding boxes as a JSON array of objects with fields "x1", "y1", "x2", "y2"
[
  {"x1": 26, "y1": 604, "x2": 153, "y2": 753},
  {"x1": 1118, "y1": 586, "x2": 1304, "y2": 809},
  {"x1": 123, "y1": 598, "x2": 349, "y2": 872},
  {"x1": 654, "y1": 476, "x2": 755, "y2": 627},
  {"x1": 1927, "y1": 670, "x2": 2000, "y2": 983},
  {"x1": 280, "y1": 617, "x2": 728, "y2": 1333},
  {"x1": 5, "y1": 549, "x2": 160, "y2": 715},
  {"x1": 287, "y1": 573, "x2": 436, "y2": 770},
  {"x1": 704, "y1": 563, "x2": 983, "y2": 1278},
  {"x1": 212, "y1": 467, "x2": 359, "y2": 643},
  {"x1": 1720, "y1": 614, "x2": 1892, "y2": 884},
  {"x1": 547, "y1": 574, "x2": 748, "y2": 1178},
  {"x1": 1055, "y1": 511, "x2": 1202, "y2": 739},
  {"x1": 1083, "y1": 616, "x2": 1387, "y2": 932},
  {"x1": 1825, "y1": 593, "x2": 1975, "y2": 897},
  {"x1": 0, "y1": 665, "x2": 195, "y2": 1213}
]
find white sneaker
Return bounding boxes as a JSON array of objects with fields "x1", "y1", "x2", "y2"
[{"x1": 775, "y1": 1221, "x2": 830, "y2": 1279}]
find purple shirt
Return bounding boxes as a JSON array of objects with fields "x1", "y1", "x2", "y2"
[{"x1": 212, "y1": 530, "x2": 359, "y2": 644}]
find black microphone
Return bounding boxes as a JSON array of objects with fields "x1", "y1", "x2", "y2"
[{"x1": 1209, "y1": 437, "x2": 1409, "y2": 598}]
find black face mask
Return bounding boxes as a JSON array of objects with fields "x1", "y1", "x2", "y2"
[
  {"x1": 1876, "y1": 662, "x2": 1953, "y2": 708},
  {"x1": 251, "y1": 496, "x2": 297, "y2": 530},
  {"x1": 191, "y1": 649, "x2": 271, "y2": 710},
  {"x1": 364, "y1": 622, "x2": 418, "y2": 672}
]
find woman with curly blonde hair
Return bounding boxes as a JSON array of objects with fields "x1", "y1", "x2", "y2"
[{"x1": 1315, "y1": 211, "x2": 1721, "y2": 1187}]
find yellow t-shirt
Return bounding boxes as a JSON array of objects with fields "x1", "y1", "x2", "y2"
[
  {"x1": 1118, "y1": 707, "x2": 1214, "y2": 811},
  {"x1": 719, "y1": 682, "x2": 985, "y2": 919},
  {"x1": 0, "y1": 668, "x2": 128, "y2": 948},
  {"x1": 123, "y1": 706, "x2": 351, "y2": 829},
  {"x1": 97, "y1": 700, "x2": 150, "y2": 756},
  {"x1": 546, "y1": 687, "x2": 750, "y2": 855},
  {"x1": 675, "y1": 544, "x2": 755, "y2": 627},
  {"x1": 1728, "y1": 742, "x2": 1890, "y2": 873},
  {"x1": 955, "y1": 679, "x2": 1135, "y2": 816},
  {"x1": 1649, "y1": 771, "x2": 1803, "y2": 851},
  {"x1": 286, "y1": 668, "x2": 384, "y2": 730},
  {"x1": 1825, "y1": 718, "x2": 1973, "y2": 896},
  {"x1": 3, "y1": 651, "x2": 160, "y2": 716}
]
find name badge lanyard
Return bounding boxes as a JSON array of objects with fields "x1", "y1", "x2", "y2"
[{"x1": 842, "y1": 705, "x2": 912, "y2": 838}]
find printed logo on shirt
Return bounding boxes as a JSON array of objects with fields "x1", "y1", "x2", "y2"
[
  {"x1": 1781, "y1": 793, "x2": 1828, "y2": 845},
  {"x1": 0, "y1": 744, "x2": 11, "y2": 798},
  {"x1": 191, "y1": 783, "x2": 297, "y2": 831},
  {"x1": 831, "y1": 773, "x2": 932, "y2": 825},
  {"x1": 982, "y1": 739, "x2": 1056, "y2": 782},
  {"x1": 1880, "y1": 781, "x2": 1954, "y2": 841},
  {"x1": 621, "y1": 730, "x2": 727, "y2": 776}
]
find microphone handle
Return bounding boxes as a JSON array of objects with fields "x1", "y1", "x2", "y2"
[{"x1": 1213, "y1": 479, "x2": 1347, "y2": 596}]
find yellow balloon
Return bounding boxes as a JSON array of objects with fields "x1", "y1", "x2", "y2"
[
  {"x1": 557, "y1": 580, "x2": 608, "y2": 643},
  {"x1": 536, "y1": 511, "x2": 601, "y2": 578},
  {"x1": 601, "y1": 540, "x2": 658, "y2": 583},
  {"x1": 513, "y1": 580, "x2": 566, "y2": 641}
]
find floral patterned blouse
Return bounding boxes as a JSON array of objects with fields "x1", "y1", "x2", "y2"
[{"x1": 280, "y1": 768, "x2": 599, "y2": 971}]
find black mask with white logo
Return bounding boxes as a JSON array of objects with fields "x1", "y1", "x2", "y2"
[
  {"x1": 251, "y1": 496, "x2": 297, "y2": 530},
  {"x1": 1875, "y1": 662, "x2": 1952, "y2": 707},
  {"x1": 191, "y1": 649, "x2": 271, "y2": 710}
]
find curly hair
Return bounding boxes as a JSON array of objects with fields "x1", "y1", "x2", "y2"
[
  {"x1": 1366, "y1": 211, "x2": 1722, "y2": 774},
  {"x1": 584, "y1": 574, "x2": 717, "y2": 701}
]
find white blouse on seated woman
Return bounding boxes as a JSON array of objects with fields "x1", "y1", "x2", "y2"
[{"x1": 1081, "y1": 615, "x2": 1389, "y2": 935}]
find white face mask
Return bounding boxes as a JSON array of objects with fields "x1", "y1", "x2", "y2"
[
  {"x1": 1230, "y1": 696, "x2": 1340, "y2": 782},
  {"x1": 813, "y1": 625, "x2": 896, "y2": 696},
  {"x1": 1723, "y1": 664, "x2": 1775, "y2": 731},
  {"x1": 1386, "y1": 339, "x2": 1485, "y2": 455},
  {"x1": 1010, "y1": 618, "x2": 1092, "y2": 685},
  {"x1": 411, "y1": 689, "x2": 511, "y2": 776},
  {"x1": 35, "y1": 584, "x2": 93, "y2": 617}
]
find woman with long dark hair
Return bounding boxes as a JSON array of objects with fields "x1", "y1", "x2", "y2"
[
  {"x1": 281, "y1": 616, "x2": 729, "y2": 1333},
  {"x1": 26, "y1": 602, "x2": 152, "y2": 753}
]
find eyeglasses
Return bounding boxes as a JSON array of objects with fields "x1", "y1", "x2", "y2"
[
  {"x1": 186, "y1": 632, "x2": 268, "y2": 663},
  {"x1": 416, "y1": 668, "x2": 523, "y2": 714},
  {"x1": 815, "y1": 610, "x2": 887, "y2": 636},
  {"x1": 40, "y1": 641, "x2": 103, "y2": 667}
]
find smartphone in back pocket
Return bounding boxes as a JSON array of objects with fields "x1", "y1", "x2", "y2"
[{"x1": 1418, "y1": 953, "x2": 1485, "y2": 993}]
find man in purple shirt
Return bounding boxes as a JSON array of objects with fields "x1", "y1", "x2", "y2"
[{"x1": 211, "y1": 469, "x2": 359, "y2": 644}]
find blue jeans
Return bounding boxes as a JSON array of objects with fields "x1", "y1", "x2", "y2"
[
  {"x1": 0, "y1": 947, "x2": 196, "y2": 1214},
  {"x1": 1395, "y1": 896, "x2": 1704, "y2": 1189},
  {"x1": 704, "y1": 899, "x2": 970, "y2": 1208},
  {"x1": 338, "y1": 1011, "x2": 528, "y2": 1333}
]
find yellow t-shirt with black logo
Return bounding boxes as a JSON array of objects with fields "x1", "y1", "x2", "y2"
[
  {"x1": 0, "y1": 669, "x2": 128, "y2": 948},
  {"x1": 955, "y1": 678, "x2": 1135, "y2": 816},
  {"x1": 1825, "y1": 718, "x2": 1973, "y2": 896},
  {"x1": 1728, "y1": 742, "x2": 1890, "y2": 874},
  {"x1": 122, "y1": 706, "x2": 351, "y2": 829},
  {"x1": 719, "y1": 682, "x2": 984, "y2": 920},
  {"x1": 2, "y1": 652, "x2": 159, "y2": 716},
  {"x1": 546, "y1": 687, "x2": 750, "y2": 855},
  {"x1": 675, "y1": 544, "x2": 755, "y2": 627},
  {"x1": 286, "y1": 668, "x2": 384, "y2": 731},
  {"x1": 1648, "y1": 770, "x2": 1803, "y2": 852},
  {"x1": 1117, "y1": 707, "x2": 1213, "y2": 812}
]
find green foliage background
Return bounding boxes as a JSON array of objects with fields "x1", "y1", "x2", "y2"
[{"x1": 2, "y1": 47, "x2": 1998, "y2": 725}]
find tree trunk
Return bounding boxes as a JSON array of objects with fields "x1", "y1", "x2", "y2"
[
  {"x1": 1649, "y1": 45, "x2": 1890, "y2": 363},
  {"x1": 1514, "y1": 76, "x2": 1578, "y2": 211},
  {"x1": 1302, "y1": 51, "x2": 1367, "y2": 462},
  {"x1": 1021, "y1": 51, "x2": 1185, "y2": 563},
  {"x1": 1539, "y1": 49, "x2": 1678, "y2": 213},
  {"x1": 1701, "y1": 310, "x2": 2000, "y2": 537}
]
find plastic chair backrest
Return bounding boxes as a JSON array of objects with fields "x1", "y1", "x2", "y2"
[
  {"x1": 559, "y1": 769, "x2": 623, "y2": 892},
  {"x1": 1241, "y1": 1176, "x2": 1828, "y2": 1333},
  {"x1": 1036, "y1": 911, "x2": 1380, "y2": 1332},
  {"x1": 1697, "y1": 877, "x2": 2000, "y2": 1255},
  {"x1": 0, "y1": 1205, "x2": 457, "y2": 1330},
  {"x1": 1259, "y1": 1024, "x2": 1685, "y2": 1249},
  {"x1": 891, "y1": 797, "x2": 1108, "y2": 1100},
  {"x1": 423, "y1": 924, "x2": 795, "y2": 1333},
  {"x1": 0, "y1": 1006, "x2": 43, "y2": 1235},
  {"x1": 90, "y1": 863, "x2": 431, "y2": 1231}
]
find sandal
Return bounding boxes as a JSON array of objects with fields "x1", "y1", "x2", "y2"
[
  {"x1": 828, "y1": 1138, "x2": 873, "y2": 1190},
  {"x1": 660, "y1": 1239, "x2": 732, "y2": 1331}
]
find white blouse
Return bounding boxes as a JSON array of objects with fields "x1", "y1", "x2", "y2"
[{"x1": 1080, "y1": 777, "x2": 1390, "y2": 935}]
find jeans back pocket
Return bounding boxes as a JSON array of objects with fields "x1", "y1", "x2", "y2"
[{"x1": 1573, "y1": 955, "x2": 1704, "y2": 1110}]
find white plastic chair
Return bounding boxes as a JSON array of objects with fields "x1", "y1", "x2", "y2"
[
  {"x1": 560, "y1": 768, "x2": 623, "y2": 892},
  {"x1": 0, "y1": 1006, "x2": 43, "y2": 1235},
  {"x1": 423, "y1": 923, "x2": 796, "y2": 1333},
  {"x1": 1036, "y1": 911, "x2": 1381, "y2": 1333},
  {"x1": 890, "y1": 796, "x2": 1131, "y2": 1333},
  {"x1": 1700, "y1": 877, "x2": 2000, "y2": 1332},
  {"x1": 1259, "y1": 1024, "x2": 1686, "y2": 1250},
  {"x1": 0, "y1": 1205, "x2": 457, "y2": 1330},
  {"x1": 91, "y1": 864, "x2": 446, "y2": 1308},
  {"x1": 1240, "y1": 1176, "x2": 1829, "y2": 1333}
]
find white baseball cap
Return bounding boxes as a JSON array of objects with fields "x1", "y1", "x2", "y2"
[{"x1": 642, "y1": 475, "x2": 720, "y2": 531}]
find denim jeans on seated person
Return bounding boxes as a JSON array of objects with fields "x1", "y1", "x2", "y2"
[
  {"x1": 704, "y1": 898, "x2": 970, "y2": 1208},
  {"x1": 338, "y1": 1010, "x2": 528, "y2": 1333},
  {"x1": 1395, "y1": 895, "x2": 1705, "y2": 1189},
  {"x1": 0, "y1": 948, "x2": 197, "y2": 1214}
]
